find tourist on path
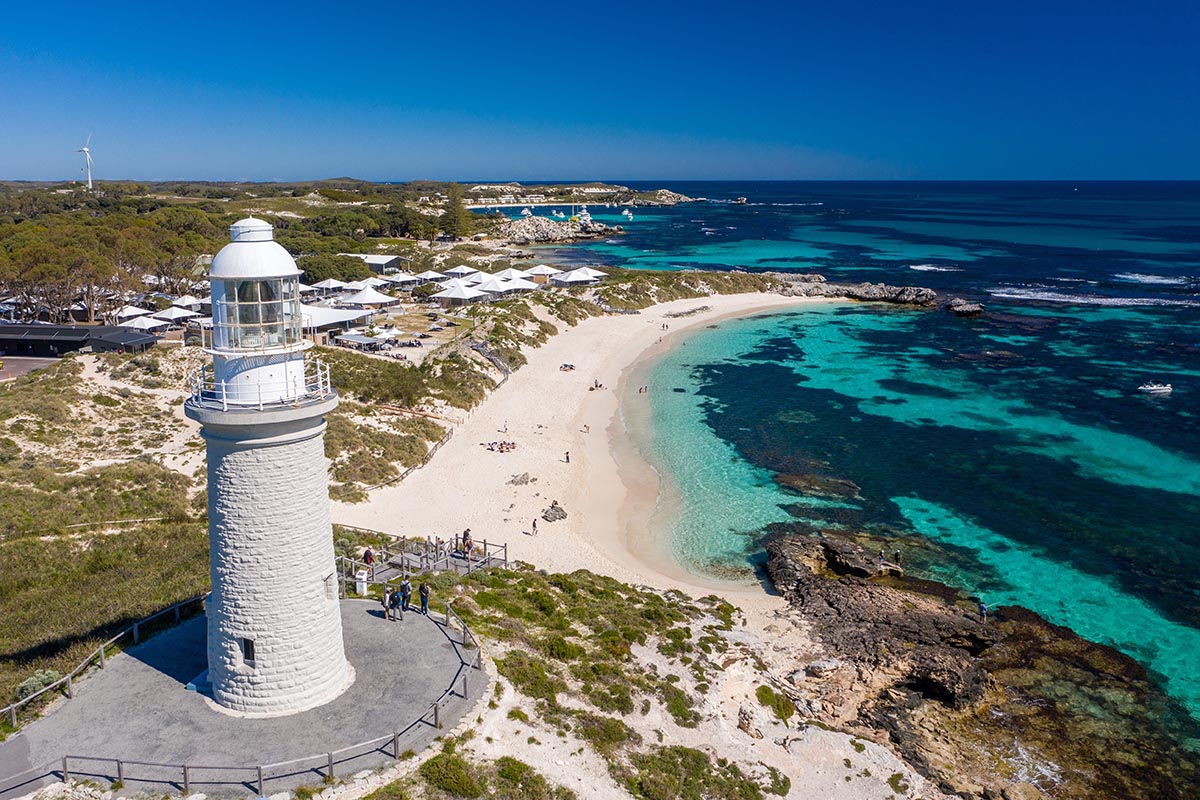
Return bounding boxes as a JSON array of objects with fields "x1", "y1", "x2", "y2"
[
  {"x1": 389, "y1": 586, "x2": 404, "y2": 620},
  {"x1": 564, "y1": 451, "x2": 570, "y2": 464},
  {"x1": 978, "y1": 601, "x2": 988, "y2": 624},
  {"x1": 419, "y1": 581, "x2": 430, "y2": 615},
  {"x1": 382, "y1": 587, "x2": 393, "y2": 621},
  {"x1": 462, "y1": 529, "x2": 473, "y2": 555},
  {"x1": 400, "y1": 577, "x2": 413, "y2": 612},
  {"x1": 363, "y1": 547, "x2": 374, "y2": 567},
  {"x1": 532, "y1": 518, "x2": 538, "y2": 536}
]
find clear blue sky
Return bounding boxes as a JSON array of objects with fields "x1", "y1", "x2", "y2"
[{"x1": 2, "y1": 0, "x2": 1197, "y2": 181}]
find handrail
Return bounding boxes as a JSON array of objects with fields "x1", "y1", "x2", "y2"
[
  {"x1": 185, "y1": 359, "x2": 332, "y2": 411},
  {"x1": 2, "y1": 594, "x2": 208, "y2": 731},
  {"x1": 46, "y1": 598, "x2": 483, "y2": 797}
]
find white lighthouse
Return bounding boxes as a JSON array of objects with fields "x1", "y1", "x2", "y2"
[{"x1": 185, "y1": 217, "x2": 352, "y2": 716}]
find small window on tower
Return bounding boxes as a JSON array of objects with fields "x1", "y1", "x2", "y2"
[{"x1": 240, "y1": 638, "x2": 256, "y2": 665}]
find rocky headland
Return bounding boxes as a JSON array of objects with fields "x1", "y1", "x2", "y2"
[
  {"x1": 764, "y1": 533, "x2": 1200, "y2": 800},
  {"x1": 628, "y1": 188, "x2": 704, "y2": 206},
  {"x1": 771, "y1": 273, "x2": 941, "y2": 308},
  {"x1": 494, "y1": 215, "x2": 622, "y2": 244}
]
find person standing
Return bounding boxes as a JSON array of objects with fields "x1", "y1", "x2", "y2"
[
  {"x1": 400, "y1": 577, "x2": 413, "y2": 613},
  {"x1": 382, "y1": 586, "x2": 393, "y2": 622},
  {"x1": 461, "y1": 529, "x2": 473, "y2": 555},
  {"x1": 531, "y1": 518, "x2": 538, "y2": 536},
  {"x1": 419, "y1": 581, "x2": 430, "y2": 615},
  {"x1": 978, "y1": 601, "x2": 988, "y2": 624},
  {"x1": 389, "y1": 585, "x2": 403, "y2": 621},
  {"x1": 894, "y1": 548, "x2": 901, "y2": 567},
  {"x1": 565, "y1": 451, "x2": 570, "y2": 464}
]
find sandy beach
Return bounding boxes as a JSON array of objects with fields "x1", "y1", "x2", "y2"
[{"x1": 332, "y1": 292, "x2": 837, "y2": 606}]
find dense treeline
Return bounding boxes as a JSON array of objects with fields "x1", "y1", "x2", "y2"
[{"x1": 0, "y1": 181, "x2": 478, "y2": 322}]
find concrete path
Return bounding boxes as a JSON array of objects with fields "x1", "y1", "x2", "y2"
[{"x1": 0, "y1": 600, "x2": 486, "y2": 798}]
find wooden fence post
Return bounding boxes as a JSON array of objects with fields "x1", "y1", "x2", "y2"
[
  {"x1": 62, "y1": 757, "x2": 69, "y2": 783},
  {"x1": 66, "y1": 676, "x2": 74, "y2": 699},
  {"x1": 434, "y1": 702, "x2": 440, "y2": 729},
  {"x1": 392, "y1": 732, "x2": 401, "y2": 759},
  {"x1": 133, "y1": 622, "x2": 140, "y2": 644},
  {"x1": 99, "y1": 645, "x2": 106, "y2": 669},
  {"x1": 327, "y1": 752, "x2": 335, "y2": 779},
  {"x1": 182, "y1": 764, "x2": 190, "y2": 795},
  {"x1": 257, "y1": 766, "x2": 264, "y2": 796},
  {"x1": 461, "y1": 672, "x2": 468, "y2": 700},
  {"x1": 117, "y1": 760, "x2": 124, "y2": 784}
]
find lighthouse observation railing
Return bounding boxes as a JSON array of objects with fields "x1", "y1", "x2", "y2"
[
  {"x1": 0, "y1": 594, "x2": 208, "y2": 733},
  {"x1": 186, "y1": 359, "x2": 332, "y2": 411},
  {"x1": 1, "y1": 597, "x2": 485, "y2": 800}
]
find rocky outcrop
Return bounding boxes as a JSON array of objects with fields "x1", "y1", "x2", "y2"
[
  {"x1": 630, "y1": 189, "x2": 703, "y2": 206},
  {"x1": 774, "y1": 472, "x2": 861, "y2": 500},
  {"x1": 947, "y1": 297, "x2": 986, "y2": 316},
  {"x1": 763, "y1": 533, "x2": 1200, "y2": 800},
  {"x1": 494, "y1": 216, "x2": 620, "y2": 244},
  {"x1": 778, "y1": 280, "x2": 939, "y2": 308},
  {"x1": 541, "y1": 500, "x2": 567, "y2": 523}
]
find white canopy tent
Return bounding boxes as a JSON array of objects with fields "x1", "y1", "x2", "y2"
[
  {"x1": 171, "y1": 295, "x2": 202, "y2": 308},
  {"x1": 431, "y1": 285, "x2": 488, "y2": 305},
  {"x1": 119, "y1": 315, "x2": 170, "y2": 330},
  {"x1": 152, "y1": 306, "x2": 200, "y2": 322},
  {"x1": 380, "y1": 272, "x2": 419, "y2": 285},
  {"x1": 523, "y1": 264, "x2": 562, "y2": 277},
  {"x1": 551, "y1": 269, "x2": 601, "y2": 286},
  {"x1": 444, "y1": 265, "x2": 480, "y2": 277},
  {"x1": 492, "y1": 268, "x2": 530, "y2": 281},
  {"x1": 437, "y1": 278, "x2": 474, "y2": 291},
  {"x1": 473, "y1": 277, "x2": 509, "y2": 294},
  {"x1": 297, "y1": 282, "x2": 320, "y2": 294},
  {"x1": 502, "y1": 277, "x2": 539, "y2": 291},
  {"x1": 341, "y1": 286, "x2": 399, "y2": 307},
  {"x1": 414, "y1": 270, "x2": 447, "y2": 282},
  {"x1": 312, "y1": 278, "x2": 349, "y2": 291},
  {"x1": 298, "y1": 303, "x2": 371, "y2": 329},
  {"x1": 115, "y1": 305, "x2": 153, "y2": 319},
  {"x1": 574, "y1": 267, "x2": 608, "y2": 279}
]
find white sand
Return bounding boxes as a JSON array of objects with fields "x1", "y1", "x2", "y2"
[{"x1": 332, "y1": 293, "x2": 836, "y2": 606}]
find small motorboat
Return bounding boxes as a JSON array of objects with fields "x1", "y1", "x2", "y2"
[{"x1": 1138, "y1": 382, "x2": 1173, "y2": 395}]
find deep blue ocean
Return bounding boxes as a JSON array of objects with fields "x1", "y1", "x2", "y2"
[{"x1": 527, "y1": 182, "x2": 1200, "y2": 719}]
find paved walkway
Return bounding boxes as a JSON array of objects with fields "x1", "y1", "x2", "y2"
[{"x1": 0, "y1": 601, "x2": 486, "y2": 798}]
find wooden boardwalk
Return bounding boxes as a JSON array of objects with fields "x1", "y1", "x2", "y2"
[{"x1": 336, "y1": 528, "x2": 508, "y2": 589}]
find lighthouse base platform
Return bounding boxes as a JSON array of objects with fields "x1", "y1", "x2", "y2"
[{"x1": 0, "y1": 600, "x2": 486, "y2": 799}]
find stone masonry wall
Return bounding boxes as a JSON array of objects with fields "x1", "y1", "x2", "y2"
[{"x1": 205, "y1": 414, "x2": 351, "y2": 715}]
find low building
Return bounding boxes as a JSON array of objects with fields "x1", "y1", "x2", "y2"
[
  {"x1": 0, "y1": 324, "x2": 161, "y2": 357},
  {"x1": 337, "y1": 253, "x2": 404, "y2": 274}
]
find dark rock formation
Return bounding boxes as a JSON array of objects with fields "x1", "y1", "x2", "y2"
[
  {"x1": 947, "y1": 297, "x2": 986, "y2": 316},
  {"x1": 763, "y1": 533, "x2": 1200, "y2": 800},
  {"x1": 779, "y1": 280, "x2": 940, "y2": 308},
  {"x1": 541, "y1": 500, "x2": 567, "y2": 523}
]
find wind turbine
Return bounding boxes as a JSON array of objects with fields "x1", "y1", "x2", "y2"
[{"x1": 76, "y1": 133, "x2": 93, "y2": 190}]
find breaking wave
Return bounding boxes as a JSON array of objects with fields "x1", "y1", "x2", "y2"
[{"x1": 988, "y1": 286, "x2": 1200, "y2": 307}]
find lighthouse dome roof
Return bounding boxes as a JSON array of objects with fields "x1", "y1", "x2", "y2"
[{"x1": 209, "y1": 217, "x2": 301, "y2": 279}]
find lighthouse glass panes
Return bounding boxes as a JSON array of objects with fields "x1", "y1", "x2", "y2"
[{"x1": 213, "y1": 277, "x2": 302, "y2": 350}]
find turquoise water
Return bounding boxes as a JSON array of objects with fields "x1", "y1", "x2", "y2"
[
  {"x1": 537, "y1": 182, "x2": 1200, "y2": 721},
  {"x1": 637, "y1": 302, "x2": 1200, "y2": 720}
]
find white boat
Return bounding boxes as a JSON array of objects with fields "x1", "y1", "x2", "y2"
[
  {"x1": 621, "y1": 208, "x2": 633, "y2": 218},
  {"x1": 520, "y1": 207, "x2": 533, "y2": 217},
  {"x1": 578, "y1": 206, "x2": 592, "y2": 224},
  {"x1": 1138, "y1": 382, "x2": 1173, "y2": 395}
]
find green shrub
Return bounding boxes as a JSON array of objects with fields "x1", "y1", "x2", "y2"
[
  {"x1": 418, "y1": 753, "x2": 483, "y2": 798},
  {"x1": 16, "y1": 669, "x2": 61, "y2": 699},
  {"x1": 496, "y1": 650, "x2": 566, "y2": 703},
  {"x1": 754, "y1": 685, "x2": 795, "y2": 723}
]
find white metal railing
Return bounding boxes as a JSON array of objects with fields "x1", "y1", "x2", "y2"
[{"x1": 186, "y1": 360, "x2": 333, "y2": 411}]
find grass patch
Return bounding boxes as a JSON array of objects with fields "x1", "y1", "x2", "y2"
[
  {"x1": 418, "y1": 752, "x2": 483, "y2": 798},
  {"x1": 620, "y1": 746, "x2": 766, "y2": 800},
  {"x1": 754, "y1": 684, "x2": 796, "y2": 723}
]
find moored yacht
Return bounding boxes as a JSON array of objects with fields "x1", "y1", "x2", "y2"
[{"x1": 1138, "y1": 382, "x2": 1173, "y2": 395}]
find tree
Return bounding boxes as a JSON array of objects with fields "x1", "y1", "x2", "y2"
[
  {"x1": 296, "y1": 254, "x2": 372, "y2": 284},
  {"x1": 441, "y1": 184, "x2": 471, "y2": 240}
]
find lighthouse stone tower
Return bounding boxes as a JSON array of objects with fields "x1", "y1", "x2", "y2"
[{"x1": 185, "y1": 217, "x2": 352, "y2": 716}]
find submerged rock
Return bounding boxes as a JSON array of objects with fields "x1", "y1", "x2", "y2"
[{"x1": 775, "y1": 472, "x2": 861, "y2": 500}]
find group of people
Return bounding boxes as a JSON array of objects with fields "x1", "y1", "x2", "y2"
[
  {"x1": 636, "y1": 385, "x2": 650, "y2": 394},
  {"x1": 486, "y1": 441, "x2": 517, "y2": 453},
  {"x1": 382, "y1": 577, "x2": 430, "y2": 620}
]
